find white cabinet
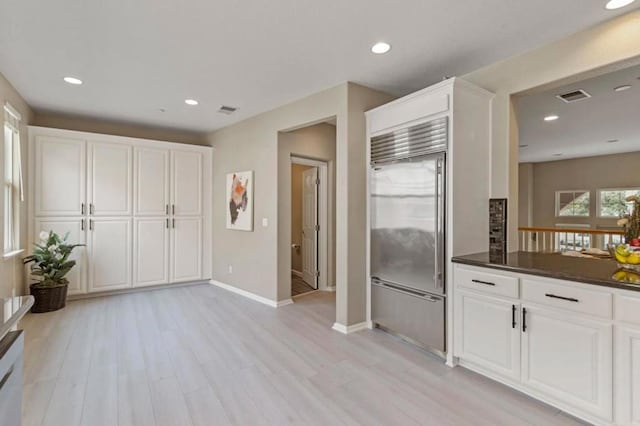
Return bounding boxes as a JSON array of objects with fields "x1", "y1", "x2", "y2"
[
  {"x1": 521, "y1": 305, "x2": 613, "y2": 421},
  {"x1": 88, "y1": 142, "x2": 132, "y2": 216},
  {"x1": 133, "y1": 218, "x2": 170, "y2": 287},
  {"x1": 34, "y1": 217, "x2": 87, "y2": 295},
  {"x1": 454, "y1": 291, "x2": 520, "y2": 381},
  {"x1": 616, "y1": 325, "x2": 640, "y2": 425},
  {"x1": 134, "y1": 147, "x2": 170, "y2": 216},
  {"x1": 170, "y1": 217, "x2": 202, "y2": 282},
  {"x1": 34, "y1": 136, "x2": 86, "y2": 216},
  {"x1": 171, "y1": 150, "x2": 202, "y2": 216},
  {"x1": 87, "y1": 218, "x2": 132, "y2": 292}
]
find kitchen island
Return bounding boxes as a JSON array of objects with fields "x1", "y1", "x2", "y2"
[
  {"x1": 451, "y1": 252, "x2": 639, "y2": 426},
  {"x1": 0, "y1": 295, "x2": 34, "y2": 425}
]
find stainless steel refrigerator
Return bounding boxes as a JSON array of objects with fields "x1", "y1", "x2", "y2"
[{"x1": 370, "y1": 118, "x2": 447, "y2": 354}]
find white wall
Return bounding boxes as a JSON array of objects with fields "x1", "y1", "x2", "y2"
[
  {"x1": 0, "y1": 71, "x2": 33, "y2": 298},
  {"x1": 463, "y1": 10, "x2": 640, "y2": 251}
]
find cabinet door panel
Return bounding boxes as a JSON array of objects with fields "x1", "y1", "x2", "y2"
[
  {"x1": 87, "y1": 218, "x2": 132, "y2": 292},
  {"x1": 521, "y1": 305, "x2": 612, "y2": 421},
  {"x1": 35, "y1": 136, "x2": 86, "y2": 216},
  {"x1": 455, "y1": 291, "x2": 520, "y2": 381},
  {"x1": 171, "y1": 151, "x2": 202, "y2": 216},
  {"x1": 616, "y1": 326, "x2": 640, "y2": 425},
  {"x1": 170, "y1": 217, "x2": 202, "y2": 282},
  {"x1": 134, "y1": 147, "x2": 170, "y2": 216},
  {"x1": 133, "y1": 218, "x2": 169, "y2": 287},
  {"x1": 34, "y1": 218, "x2": 86, "y2": 295},
  {"x1": 88, "y1": 142, "x2": 132, "y2": 216}
]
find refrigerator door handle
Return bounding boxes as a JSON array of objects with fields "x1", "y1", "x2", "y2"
[
  {"x1": 372, "y1": 279, "x2": 441, "y2": 303},
  {"x1": 434, "y1": 155, "x2": 445, "y2": 290}
]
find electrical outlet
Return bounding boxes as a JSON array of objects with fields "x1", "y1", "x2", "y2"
[{"x1": 228, "y1": 264, "x2": 233, "y2": 274}]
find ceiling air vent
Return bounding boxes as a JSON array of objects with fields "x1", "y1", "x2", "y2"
[
  {"x1": 217, "y1": 105, "x2": 237, "y2": 115},
  {"x1": 555, "y1": 89, "x2": 591, "y2": 103}
]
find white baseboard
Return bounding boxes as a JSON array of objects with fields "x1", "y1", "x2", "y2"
[
  {"x1": 321, "y1": 285, "x2": 336, "y2": 292},
  {"x1": 332, "y1": 321, "x2": 369, "y2": 334},
  {"x1": 291, "y1": 269, "x2": 303, "y2": 278},
  {"x1": 210, "y1": 280, "x2": 290, "y2": 308}
]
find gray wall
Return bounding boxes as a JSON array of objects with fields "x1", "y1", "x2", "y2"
[{"x1": 520, "y1": 151, "x2": 640, "y2": 229}]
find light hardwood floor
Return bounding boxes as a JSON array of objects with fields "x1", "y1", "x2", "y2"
[{"x1": 19, "y1": 284, "x2": 587, "y2": 426}]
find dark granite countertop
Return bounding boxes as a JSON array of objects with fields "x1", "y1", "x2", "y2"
[
  {"x1": 0, "y1": 295, "x2": 34, "y2": 341},
  {"x1": 452, "y1": 251, "x2": 640, "y2": 293}
]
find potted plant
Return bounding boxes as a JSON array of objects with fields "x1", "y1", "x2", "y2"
[{"x1": 23, "y1": 231, "x2": 84, "y2": 313}]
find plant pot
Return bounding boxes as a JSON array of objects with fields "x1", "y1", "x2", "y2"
[{"x1": 29, "y1": 283, "x2": 68, "y2": 313}]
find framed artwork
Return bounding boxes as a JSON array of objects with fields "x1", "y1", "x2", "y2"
[{"x1": 226, "y1": 170, "x2": 254, "y2": 231}]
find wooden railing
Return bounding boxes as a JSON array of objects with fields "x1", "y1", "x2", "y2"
[{"x1": 519, "y1": 227, "x2": 624, "y2": 252}]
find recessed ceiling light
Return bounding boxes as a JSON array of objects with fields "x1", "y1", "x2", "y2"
[
  {"x1": 606, "y1": 139, "x2": 619, "y2": 143},
  {"x1": 371, "y1": 42, "x2": 391, "y2": 54},
  {"x1": 519, "y1": 144, "x2": 529, "y2": 148},
  {"x1": 553, "y1": 153, "x2": 563, "y2": 157},
  {"x1": 605, "y1": 0, "x2": 636, "y2": 9},
  {"x1": 544, "y1": 115, "x2": 559, "y2": 121},
  {"x1": 185, "y1": 99, "x2": 198, "y2": 106},
  {"x1": 614, "y1": 84, "x2": 632, "y2": 92},
  {"x1": 63, "y1": 77, "x2": 83, "y2": 85}
]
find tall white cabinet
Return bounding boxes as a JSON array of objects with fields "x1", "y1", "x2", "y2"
[{"x1": 29, "y1": 126, "x2": 212, "y2": 296}]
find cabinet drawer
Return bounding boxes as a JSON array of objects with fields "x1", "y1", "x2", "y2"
[
  {"x1": 615, "y1": 293, "x2": 640, "y2": 325},
  {"x1": 455, "y1": 266, "x2": 519, "y2": 299},
  {"x1": 521, "y1": 279, "x2": 612, "y2": 319}
]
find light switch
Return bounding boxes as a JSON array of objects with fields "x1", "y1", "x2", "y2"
[{"x1": 262, "y1": 218, "x2": 268, "y2": 227}]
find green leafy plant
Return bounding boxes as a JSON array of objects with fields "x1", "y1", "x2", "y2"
[{"x1": 23, "y1": 231, "x2": 84, "y2": 287}]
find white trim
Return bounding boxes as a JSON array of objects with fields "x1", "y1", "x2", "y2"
[
  {"x1": 291, "y1": 269, "x2": 302, "y2": 278},
  {"x1": 291, "y1": 155, "x2": 331, "y2": 293},
  {"x1": 211, "y1": 279, "x2": 292, "y2": 308},
  {"x1": 3, "y1": 249, "x2": 24, "y2": 259},
  {"x1": 321, "y1": 286, "x2": 336, "y2": 292},
  {"x1": 4, "y1": 102, "x2": 22, "y2": 122},
  {"x1": 596, "y1": 187, "x2": 640, "y2": 218},
  {"x1": 331, "y1": 321, "x2": 368, "y2": 334}
]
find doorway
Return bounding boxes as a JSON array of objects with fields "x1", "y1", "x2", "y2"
[{"x1": 291, "y1": 156, "x2": 328, "y2": 297}]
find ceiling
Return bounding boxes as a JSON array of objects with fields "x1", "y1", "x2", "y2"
[
  {"x1": 0, "y1": 0, "x2": 637, "y2": 134},
  {"x1": 516, "y1": 63, "x2": 640, "y2": 163}
]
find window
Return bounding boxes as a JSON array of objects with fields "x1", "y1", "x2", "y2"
[
  {"x1": 3, "y1": 103, "x2": 23, "y2": 255},
  {"x1": 555, "y1": 190, "x2": 590, "y2": 217},
  {"x1": 598, "y1": 188, "x2": 640, "y2": 218}
]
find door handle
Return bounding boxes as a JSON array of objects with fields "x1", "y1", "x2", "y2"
[
  {"x1": 522, "y1": 307, "x2": 527, "y2": 332},
  {"x1": 512, "y1": 305, "x2": 516, "y2": 329}
]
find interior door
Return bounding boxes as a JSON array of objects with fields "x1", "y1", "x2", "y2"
[
  {"x1": 134, "y1": 147, "x2": 170, "y2": 216},
  {"x1": 87, "y1": 218, "x2": 132, "y2": 292},
  {"x1": 370, "y1": 153, "x2": 444, "y2": 294},
  {"x1": 34, "y1": 136, "x2": 86, "y2": 216},
  {"x1": 171, "y1": 150, "x2": 202, "y2": 216},
  {"x1": 133, "y1": 218, "x2": 169, "y2": 287},
  {"x1": 170, "y1": 217, "x2": 202, "y2": 282},
  {"x1": 88, "y1": 142, "x2": 132, "y2": 216},
  {"x1": 302, "y1": 167, "x2": 318, "y2": 289},
  {"x1": 34, "y1": 217, "x2": 87, "y2": 295}
]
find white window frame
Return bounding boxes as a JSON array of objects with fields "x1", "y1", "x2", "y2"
[
  {"x1": 555, "y1": 190, "x2": 591, "y2": 218},
  {"x1": 3, "y1": 102, "x2": 24, "y2": 257},
  {"x1": 597, "y1": 187, "x2": 640, "y2": 218}
]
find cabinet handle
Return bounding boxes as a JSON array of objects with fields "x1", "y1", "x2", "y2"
[
  {"x1": 172, "y1": 204, "x2": 175, "y2": 215},
  {"x1": 166, "y1": 218, "x2": 169, "y2": 229},
  {"x1": 89, "y1": 219, "x2": 94, "y2": 231},
  {"x1": 512, "y1": 305, "x2": 516, "y2": 329},
  {"x1": 545, "y1": 293, "x2": 579, "y2": 303},
  {"x1": 522, "y1": 308, "x2": 527, "y2": 332},
  {"x1": 81, "y1": 219, "x2": 85, "y2": 231},
  {"x1": 0, "y1": 364, "x2": 14, "y2": 391},
  {"x1": 471, "y1": 279, "x2": 495, "y2": 286},
  {"x1": 89, "y1": 203, "x2": 94, "y2": 215},
  {"x1": 81, "y1": 203, "x2": 85, "y2": 215},
  {"x1": 165, "y1": 204, "x2": 169, "y2": 215},
  {"x1": 172, "y1": 218, "x2": 175, "y2": 228}
]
